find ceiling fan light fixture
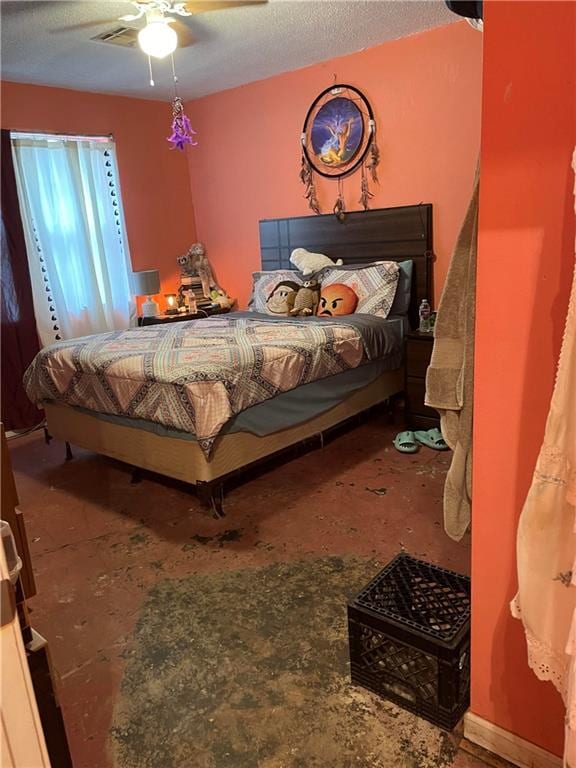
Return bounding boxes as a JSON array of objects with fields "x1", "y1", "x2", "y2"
[{"x1": 138, "y1": 18, "x2": 178, "y2": 59}]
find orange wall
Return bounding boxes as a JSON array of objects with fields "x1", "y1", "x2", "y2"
[
  {"x1": 1, "y1": 81, "x2": 197, "y2": 308},
  {"x1": 472, "y1": 0, "x2": 576, "y2": 755},
  {"x1": 186, "y1": 21, "x2": 482, "y2": 309}
]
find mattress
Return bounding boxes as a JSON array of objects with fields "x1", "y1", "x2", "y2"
[{"x1": 25, "y1": 312, "x2": 404, "y2": 454}]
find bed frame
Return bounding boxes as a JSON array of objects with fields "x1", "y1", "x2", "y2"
[{"x1": 43, "y1": 204, "x2": 433, "y2": 517}]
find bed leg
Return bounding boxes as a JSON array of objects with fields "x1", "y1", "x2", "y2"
[
  {"x1": 130, "y1": 467, "x2": 143, "y2": 485},
  {"x1": 388, "y1": 393, "x2": 404, "y2": 425},
  {"x1": 65, "y1": 441, "x2": 74, "y2": 461},
  {"x1": 43, "y1": 426, "x2": 52, "y2": 445},
  {"x1": 196, "y1": 481, "x2": 226, "y2": 519}
]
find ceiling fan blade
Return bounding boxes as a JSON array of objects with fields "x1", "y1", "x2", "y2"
[
  {"x1": 53, "y1": 17, "x2": 124, "y2": 33},
  {"x1": 183, "y1": 0, "x2": 267, "y2": 13},
  {"x1": 171, "y1": 19, "x2": 197, "y2": 48}
]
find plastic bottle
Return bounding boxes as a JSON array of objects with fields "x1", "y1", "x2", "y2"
[{"x1": 419, "y1": 299, "x2": 431, "y2": 333}]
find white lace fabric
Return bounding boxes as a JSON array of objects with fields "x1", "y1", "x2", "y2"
[
  {"x1": 510, "y1": 148, "x2": 576, "y2": 767},
  {"x1": 511, "y1": 595, "x2": 570, "y2": 698}
]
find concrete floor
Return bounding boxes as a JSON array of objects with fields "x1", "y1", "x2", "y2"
[{"x1": 9, "y1": 417, "x2": 492, "y2": 768}]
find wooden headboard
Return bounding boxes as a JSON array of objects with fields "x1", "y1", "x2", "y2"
[{"x1": 259, "y1": 204, "x2": 433, "y2": 327}]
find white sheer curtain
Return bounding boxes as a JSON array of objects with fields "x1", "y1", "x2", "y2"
[{"x1": 12, "y1": 134, "x2": 134, "y2": 345}]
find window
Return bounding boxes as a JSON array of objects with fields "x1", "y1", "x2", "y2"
[{"x1": 11, "y1": 133, "x2": 134, "y2": 345}]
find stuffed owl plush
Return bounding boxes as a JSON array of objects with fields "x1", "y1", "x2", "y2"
[{"x1": 289, "y1": 248, "x2": 343, "y2": 276}]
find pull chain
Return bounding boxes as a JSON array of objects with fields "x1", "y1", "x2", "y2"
[
  {"x1": 171, "y1": 52, "x2": 179, "y2": 97},
  {"x1": 148, "y1": 55, "x2": 155, "y2": 87}
]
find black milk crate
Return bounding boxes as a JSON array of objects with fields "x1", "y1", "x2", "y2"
[{"x1": 348, "y1": 552, "x2": 470, "y2": 730}]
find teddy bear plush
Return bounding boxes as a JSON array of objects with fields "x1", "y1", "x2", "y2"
[
  {"x1": 289, "y1": 248, "x2": 343, "y2": 276},
  {"x1": 290, "y1": 279, "x2": 320, "y2": 316}
]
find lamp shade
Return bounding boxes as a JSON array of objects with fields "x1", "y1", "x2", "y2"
[{"x1": 132, "y1": 269, "x2": 160, "y2": 296}]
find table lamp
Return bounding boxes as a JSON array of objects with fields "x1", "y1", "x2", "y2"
[{"x1": 133, "y1": 270, "x2": 160, "y2": 318}]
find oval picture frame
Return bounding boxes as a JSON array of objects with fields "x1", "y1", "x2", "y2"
[{"x1": 301, "y1": 84, "x2": 375, "y2": 180}]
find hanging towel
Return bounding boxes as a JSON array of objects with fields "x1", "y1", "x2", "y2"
[
  {"x1": 425, "y1": 167, "x2": 479, "y2": 541},
  {"x1": 511, "y1": 149, "x2": 576, "y2": 767}
]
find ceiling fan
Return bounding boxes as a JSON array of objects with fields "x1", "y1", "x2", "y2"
[
  {"x1": 121, "y1": 1, "x2": 267, "y2": 57},
  {"x1": 64, "y1": 1, "x2": 266, "y2": 56}
]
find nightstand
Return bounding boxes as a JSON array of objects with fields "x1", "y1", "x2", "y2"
[
  {"x1": 138, "y1": 307, "x2": 230, "y2": 327},
  {"x1": 404, "y1": 330, "x2": 440, "y2": 430}
]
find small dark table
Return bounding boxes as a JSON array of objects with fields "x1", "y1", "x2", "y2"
[
  {"x1": 138, "y1": 306, "x2": 230, "y2": 327},
  {"x1": 404, "y1": 330, "x2": 440, "y2": 430}
]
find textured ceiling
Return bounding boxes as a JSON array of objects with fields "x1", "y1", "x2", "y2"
[{"x1": 0, "y1": 0, "x2": 456, "y2": 100}]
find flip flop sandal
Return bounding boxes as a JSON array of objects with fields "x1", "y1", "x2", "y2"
[
  {"x1": 414, "y1": 428, "x2": 449, "y2": 451},
  {"x1": 393, "y1": 431, "x2": 419, "y2": 454}
]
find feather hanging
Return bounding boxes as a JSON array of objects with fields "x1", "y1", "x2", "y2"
[
  {"x1": 333, "y1": 178, "x2": 346, "y2": 222},
  {"x1": 305, "y1": 185, "x2": 321, "y2": 216},
  {"x1": 366, "y1": 139, "x2": 380, "y2": 184},
  {"x1": 359, "y1": 165, "x2": 374, "y2": 211},
  {"x1": 299, "y1": 152, "x2": 310, "y2": 186},
  {"x1": 300, "y1": 151, "x2": 321, "y2": 215}
]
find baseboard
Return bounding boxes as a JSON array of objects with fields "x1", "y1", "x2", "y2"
[{"x1": 463, "y1": 712, "x2": 562, "y2": 768}]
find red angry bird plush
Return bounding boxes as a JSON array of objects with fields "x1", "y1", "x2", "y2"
[{"x1": 317, "y1": 283, "x2": 358, "y2": 316}]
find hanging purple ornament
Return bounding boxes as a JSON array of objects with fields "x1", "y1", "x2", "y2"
[{"x1": 167, "y1": 96, "x2": 197, "y2": 151}]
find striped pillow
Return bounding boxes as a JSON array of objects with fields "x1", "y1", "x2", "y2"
[{"x1": 319, "y1": 262, "x2": 400, "y2": 318}]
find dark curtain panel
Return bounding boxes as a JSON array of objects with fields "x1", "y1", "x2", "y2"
[{"x1": 1, "y1": 128, "x2": 42, "y2": 430}]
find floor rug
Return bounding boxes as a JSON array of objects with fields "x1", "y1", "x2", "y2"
[{"x1": 111, "y1": 556, "x2": 461, "y2": 768}]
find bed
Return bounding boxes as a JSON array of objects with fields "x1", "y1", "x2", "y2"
[{"x1": 28, "y1": 204, "x2": 433, "y2": 516}]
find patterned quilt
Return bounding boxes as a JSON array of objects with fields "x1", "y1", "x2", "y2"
[{"x1": 24, "y1": 314, "x2": 380, "y2": 457}]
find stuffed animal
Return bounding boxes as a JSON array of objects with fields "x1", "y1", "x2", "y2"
[
  {"x1": 266, "y1": 280, "x2": 300, "y2": 315},
  {"x1": 289, "y1": 248, "x2": 343, "y2": 276},
  {"x1": 290, "y1": 279, "x2": 320, "y2": 316},
  {"x1": 317, "y1": 283, "x2": 358, "y2": 317},
  {"x1": 177, "y1": 242, "x2": 219, "y2": 299},
  {"x1": 210, "y1": 289, "x2": 236, "y2": 311}
]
